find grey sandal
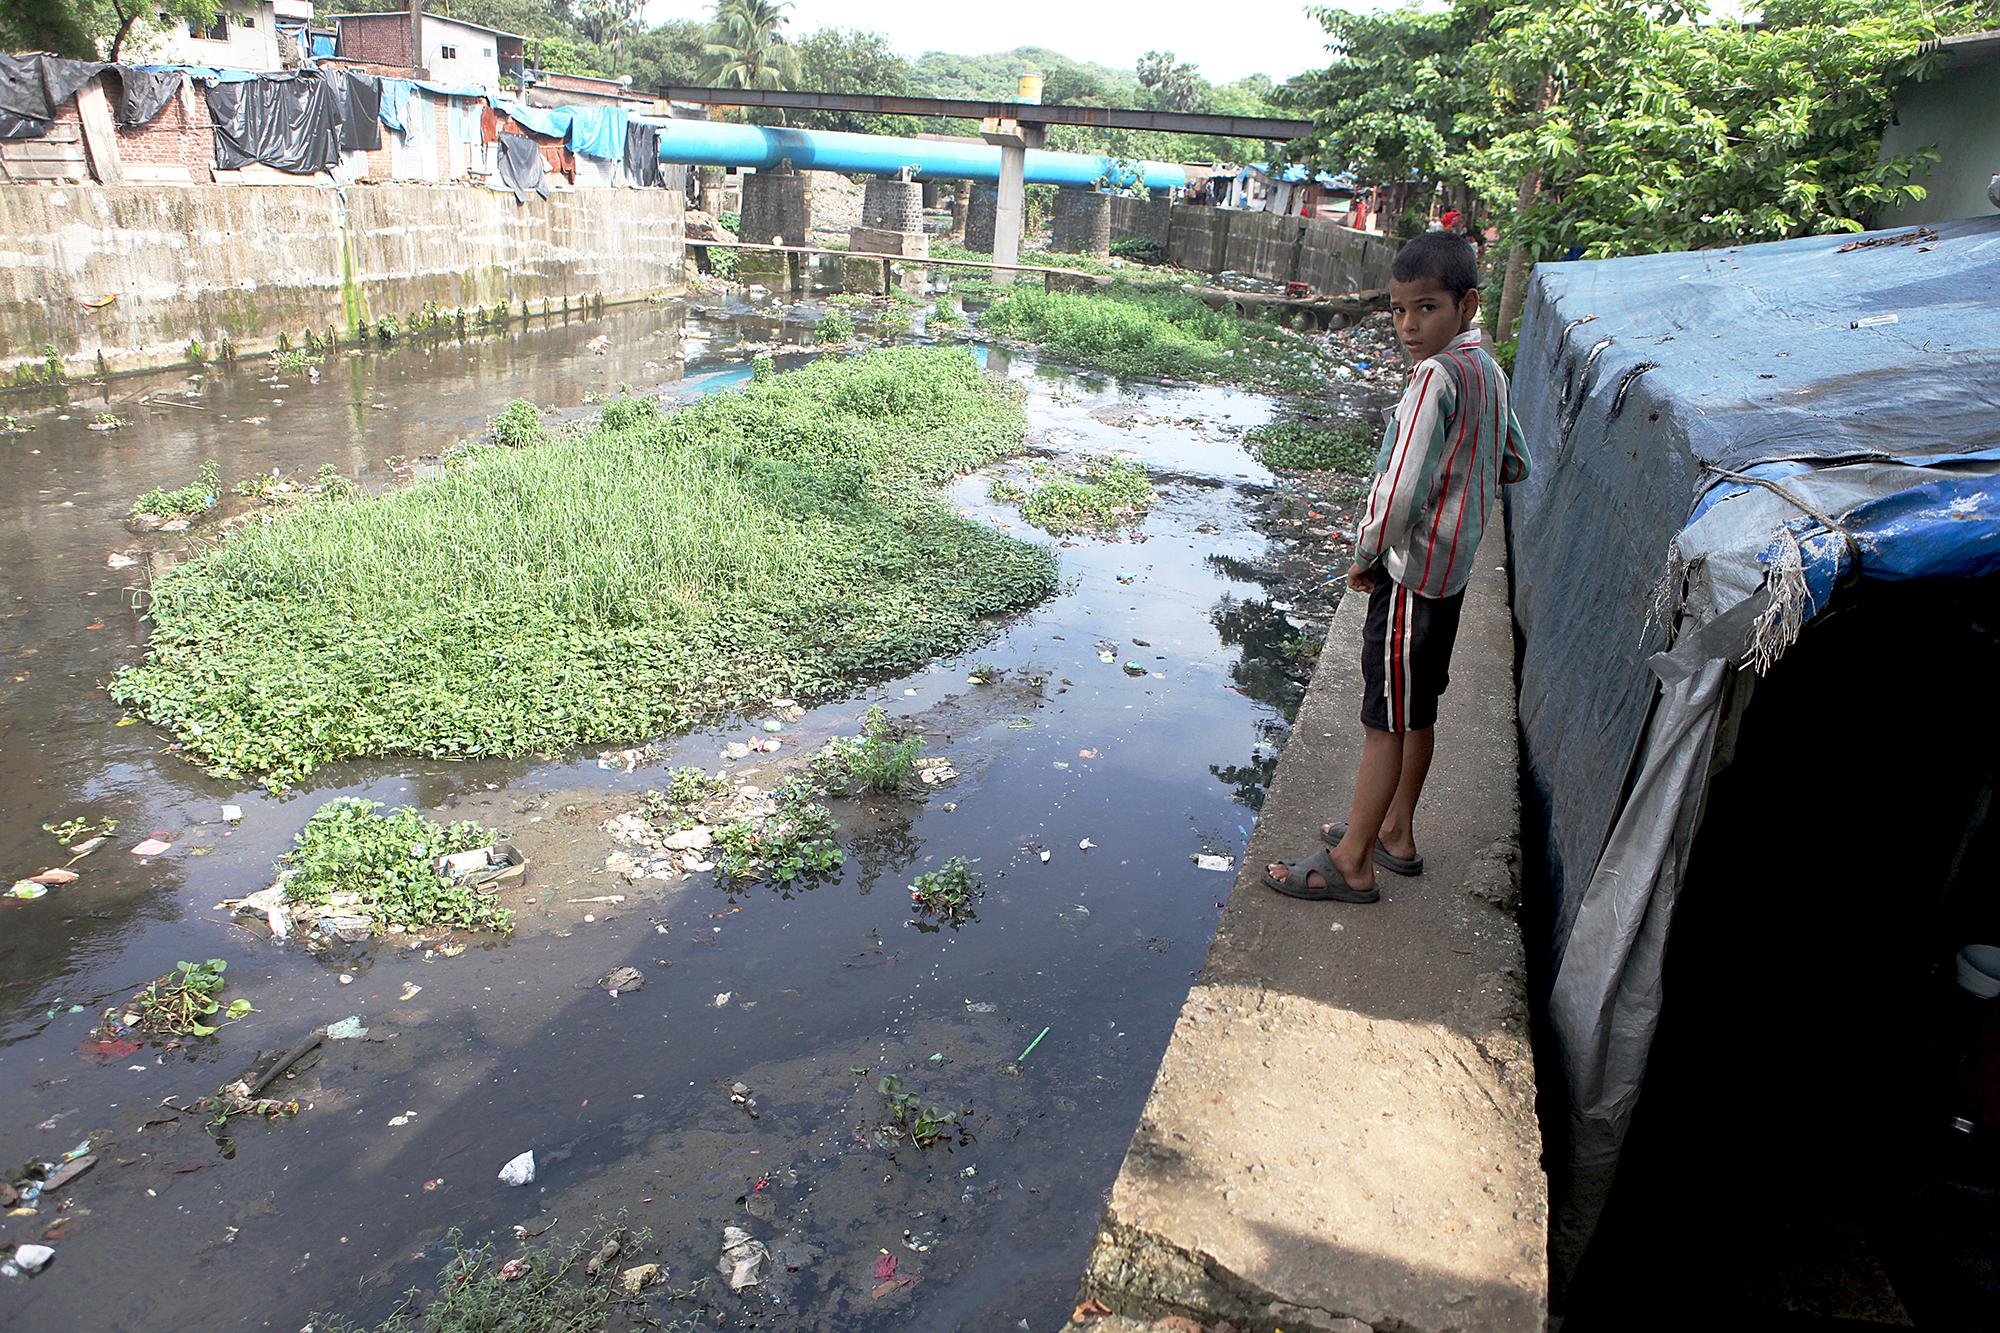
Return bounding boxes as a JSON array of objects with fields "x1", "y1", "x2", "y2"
[
  {"x1": 1322, "y1": 822, "x2": 1423, "y2": 876},
  {"x1": 1261, "y1": 848, "x2": 1380, "y2": 904}
]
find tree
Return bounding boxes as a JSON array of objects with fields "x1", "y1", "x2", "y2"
[
  {"x1": 1040, "y1": 60, "x2": 1116, "y2": 107},
  {"x1": 1136, "y1": 49, "x2": 1207, "y2": 112},
  {"x1": 5, "y1": 0, "x2": 219, "y2": 61},
  {"x1": 575, "y1": 0, "x2": 640, "y2": 49},
  {"x1": 626, "y1": 20, "x2": 706, "y2": 92},
  {"x1": 1281, "y1": 3, "x2": 1497, "y2": 189},
  {"x1": 701, "y1": 0, "x2": 802, "y2": 91},
  {"x1": 794, "y1": 27, "x2": 920, "y2": 132},
  {"x1": 1287, "y1": 0, "x2": 1995, "y2": 333}
]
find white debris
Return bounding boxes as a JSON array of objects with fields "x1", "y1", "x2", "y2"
[
  {"x1": 498, "y1": 1150, "x2": 536, "y2": 1186},
  {"x1": 1193, "y1": 854, "x2": 1234, "y2": 872},
  {"x1": 718, "y1": 1226, "x2": 768, "y2": 1290}
]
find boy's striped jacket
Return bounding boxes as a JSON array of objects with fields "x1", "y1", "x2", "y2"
[{"x1": 1353, "y1": 328, "x2": 1531, "y2": 599}]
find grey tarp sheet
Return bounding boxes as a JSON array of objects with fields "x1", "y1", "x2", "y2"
[
  {"x1": 495, "y1": 131, "x2": 547, "y2": 204},
  {"x1": 204, "y1": 72, "x2": 340, "y2": 174},
  {"x1": 323, "y1": 69, "x2": 382, "y2": 153},
  {"x1": 1505, "y1": 215, "x2": 2000, "y2": 1281},
  {"x1": 104, "y1": 66, "x2": 182, "y2": 127},
  {"x1": 624, "y1": 119, "x2": 662, "y2": 188},
  {"x1": 0, "y1": 54, "x2": 105, "y2": 139}
]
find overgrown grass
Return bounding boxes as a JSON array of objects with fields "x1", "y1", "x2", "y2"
[
  {"x1": 490, "y1": 398, "x2": 543, "y2": 446},
  {"x1": 1246, "y1": 419, "x2": 1380, "y2": 474},
  {"x1": 132, "y1": 461, "x2": 221, "y2": 521},
  {"x1": 1000, "y1": 456, "x2": 1154, "y2": 535},
  {"x1": 975, "y1": 283, "x2": 1333, "y2": 391},
  {"x1": 111, "y1": 348, "x2": 1055, "y2": 786},
  {"x1": 281, "y1": 798, "x2": 510, "y2": 933}
]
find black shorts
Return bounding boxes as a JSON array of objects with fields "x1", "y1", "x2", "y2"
[{"x1": 1360, "y1": 576, "x2": 1465, "y2": 733}]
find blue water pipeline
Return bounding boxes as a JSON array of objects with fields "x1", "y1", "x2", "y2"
[{"x1": 654, "y1": 120, "x2": 1185, "y2": 190}]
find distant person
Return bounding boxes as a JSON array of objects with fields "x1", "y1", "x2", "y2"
[{"x1": 1263, "y1": 231, "x2": 1529, "y2": 903}]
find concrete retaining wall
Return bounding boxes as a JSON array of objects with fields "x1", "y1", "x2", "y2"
[
  {"x1": 0, "y1": 182, "x2": 684, "y2": 377},
  {"x1": 1138, "y1": 204, "x2": 1396, "y2": 294}
]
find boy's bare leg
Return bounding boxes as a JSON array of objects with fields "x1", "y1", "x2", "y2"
[
  {"x1": 1377, "y1": 725, "x2": 1433, "y2": 861},
  {"x1": 1323, "y1": 725, "x2": 1403, "y2": 890}
]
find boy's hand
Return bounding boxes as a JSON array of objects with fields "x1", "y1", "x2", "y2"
[{"x1": 1345, "y1": 561, "x2": 1376, "y2": 593}]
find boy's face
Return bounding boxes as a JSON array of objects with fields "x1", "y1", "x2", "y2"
[{"x1": 1388, "y1": 276, "x2": 1480, "y2": 363}]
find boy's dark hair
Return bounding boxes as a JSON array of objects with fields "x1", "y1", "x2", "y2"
[{"x1": 1391, "y1": 231, "x2": 1481, "y2": 298}]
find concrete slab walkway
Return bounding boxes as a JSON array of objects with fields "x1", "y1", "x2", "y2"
[{"x1": 1078, "y1": 530, "x2": 1548, "y2": 1333}]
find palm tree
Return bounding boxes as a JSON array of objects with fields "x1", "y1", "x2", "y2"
[{"x1": 701, "y1": 0, "x2": 802, "y2": 90}]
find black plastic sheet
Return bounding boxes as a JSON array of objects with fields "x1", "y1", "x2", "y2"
[
  {"x1": 0, "y1": 54, "x2": 106, "y2": 139},
  {"x1": 323, "y1": 69, "x2": 382, "y2": 153},
  {"x1": 624, "y1": 120, "x2": 661, "y2": 188},
  {"x1": 105, "y1": 66, "x2": 183, "y2": 127},
  {"x1": 496, "y1": 131, "x2": 548, "y2": 204},
  {"x1": 204, "y1": 73, "x2": 340, "y2": 174}
]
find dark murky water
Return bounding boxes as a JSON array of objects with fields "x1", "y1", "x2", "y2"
[{"x1": 0, "y1": 297, "x2": 1348, "y2": 1330}]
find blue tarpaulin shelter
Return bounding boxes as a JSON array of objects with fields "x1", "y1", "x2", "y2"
[{"x1": 1506, "y1": 216, "x2": 2000, "y2": 1274}]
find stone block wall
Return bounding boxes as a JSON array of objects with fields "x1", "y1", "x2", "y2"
[
  {"x1": 1048, "y1": 188, "x2": 1112, "y2": 256},
  {"x1": 860, "y1": 178, "x2": 922, "y2": 233},
  {"x1": 737, "y1": 170, "x2": 809, "y2": 247},
  {"x1": 1154, "y1": 205, "x2": 1394, "y2": 294},
  {"x1": 964, "y1": 182, "x2": 998, "y2": 253}
]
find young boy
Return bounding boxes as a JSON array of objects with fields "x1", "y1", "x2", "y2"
[{"x1": 1264, "y1": 231, "x2": 1529, "y2": 903}]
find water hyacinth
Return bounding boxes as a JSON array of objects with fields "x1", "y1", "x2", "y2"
[{"x1": 112, "y1": 347, "x2": 1058, "y2": 787}]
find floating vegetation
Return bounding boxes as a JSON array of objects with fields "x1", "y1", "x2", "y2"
[
  {"x1": 112, "y1": 348, "x2": 1055, "y2": 786},
  {"x1": 976, "y1": 283, "x2": 1332, "y2": 391},
  {"x1": 113, "y1": 959, "x2": 254, "y2": 1038},
  {"x1": 1247, "y1": 419, "x2": 1379, "y2": 474},
  {"x1": 996, "y1": 455, "x2": 1154, "y2": 535},
  {"x1": 131, "y1": 461, "x2": 220, "y2": 521},
  {"x1": 311, "y1": 1218, "x2": 677, "y2": 1333},
  {"x1": 908, "y1": 855, "x2": 981, "y2": 930},
  {"x1": 280, "y1": 798, "x2": 511, "y2": 934}
]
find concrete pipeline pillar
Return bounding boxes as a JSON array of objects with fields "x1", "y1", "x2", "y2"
[{"x1": 980, "y1": 111, "x2": 1046, "y2": 285}]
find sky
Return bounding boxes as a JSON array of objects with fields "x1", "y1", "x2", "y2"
[{"x1": 640, "y1": 0, "x2": 1369, "y2": 85}]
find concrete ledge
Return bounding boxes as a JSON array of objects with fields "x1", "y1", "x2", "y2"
[{"x1": 1080, "y1": 530, "x2": 1547, "y2": 1333}]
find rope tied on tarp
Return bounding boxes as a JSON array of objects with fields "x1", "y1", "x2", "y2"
[{"x1": 1699, "y1": 463, "x2": 1864, "y2": 674}]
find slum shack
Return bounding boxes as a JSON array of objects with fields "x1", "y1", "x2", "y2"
[{"x1": 1507, "y1": 216, "x2": 2000, "y2": 1326}]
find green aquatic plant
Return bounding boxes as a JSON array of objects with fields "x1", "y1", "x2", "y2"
[
  {"x1": 280, "y1": 798, "x2": 509, "y2": 934},
  {"x1": 111, "y1": 347, "x2": 1055, "y2": 787},
  {"x1": 816, "y1": 309, "x2": 855, "y2": 343},
  {"x1": 1246, "y1": 419, "x2": 1379, "y2": 474},
  {"x1": 127, "y1": 959, "x2": 254, "y2": 1037},
  {"x1": 875, "y1": 1072, "x2": 957, "y2": 1147},
  {"x1": 132, "y1": 461, "x2": 221, "y2": 521},
  {"x1": 1007, "y1": 455, "x2": 1154, "y2": 535},
  {"x1": 311, "y1": 1218, "x2": 671, "y2": 1333},
  {"x1": 808, "y1": 705, "x2": 923, "y2": 794}
]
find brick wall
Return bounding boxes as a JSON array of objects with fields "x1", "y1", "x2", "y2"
[
  {"x1": 115, "y1": 80, "x2": 214, "y2": 181},
  {"x1": 337, "y1": 15, "x2": 413, "y2": 67}
]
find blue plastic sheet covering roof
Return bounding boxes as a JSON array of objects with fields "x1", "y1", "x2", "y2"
[
  {"x1": 1247, "y1": 161, "x2": 1354, "y2": 188},
  {"x1": 139, "y1": 64, "x2": 258, "y2": 83},
  {"x1": 488, "y1": 98, "x2": 627, "y2": 160},
  {"x1": 1505, "y1": 215, "x2": 2000, "y2": 1272}
]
